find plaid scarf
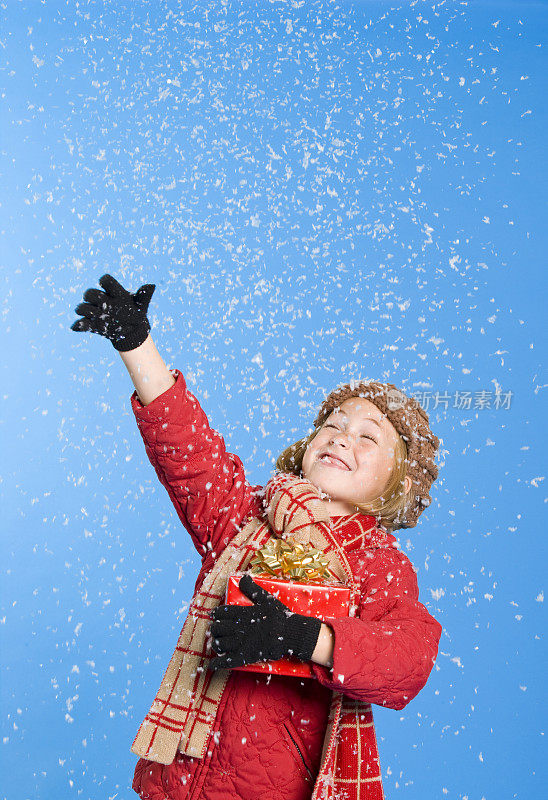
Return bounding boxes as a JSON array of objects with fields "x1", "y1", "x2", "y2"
[{"x1": 131, "y1": 471, "x2": 385, "y2": 800}]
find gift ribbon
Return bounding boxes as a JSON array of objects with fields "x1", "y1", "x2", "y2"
[{"x1": 248, "y1": 537, "x2": 341, "y2": 584}]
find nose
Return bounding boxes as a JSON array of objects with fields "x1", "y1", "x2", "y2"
[{"x1": 329, "y1": 430, "x2": 351, "y2": 447}]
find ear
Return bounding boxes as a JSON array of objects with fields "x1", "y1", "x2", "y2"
[{"x1": 403, "y1": 476, "x2": 412, "y2": 495}]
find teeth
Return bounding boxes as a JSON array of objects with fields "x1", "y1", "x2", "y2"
[{"x1": 320, "y1": 455, "x2": 347, "y2": 468}]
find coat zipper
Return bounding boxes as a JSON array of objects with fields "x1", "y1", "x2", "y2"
[{"x1": 283, "y1": 723, "x2": 314, "y2": 782}]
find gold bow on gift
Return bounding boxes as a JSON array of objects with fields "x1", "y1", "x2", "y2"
[{"x1": 248, "y1": 537, "x2": 340, "y2": 584}]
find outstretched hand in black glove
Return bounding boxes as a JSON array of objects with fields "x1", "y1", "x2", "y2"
[
  {"x1": 70, "y1": 273, "x2": 156, "y2": 352},
  {"x1": 208, "y1": 573, "x2": 323, "y2": 671}
]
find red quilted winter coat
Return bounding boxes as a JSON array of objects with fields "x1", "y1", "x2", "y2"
[{"x1": 130, "y1": 369, "x2": 442, "y2": 800}]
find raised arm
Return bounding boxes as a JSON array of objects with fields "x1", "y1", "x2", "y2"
[
  {"x1": 128, "y1": 363, "x2": 263, "y2": 559},
  {"x1": 118, "y1": 333, "x2": 176, "y2": 406},
  {"x1": 70, "y1": 274, "x2": 262, "y2": 558}
]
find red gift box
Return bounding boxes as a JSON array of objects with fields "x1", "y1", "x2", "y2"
[{"x1": 224, "y1": 572, "x2": 351, "y2": 678}]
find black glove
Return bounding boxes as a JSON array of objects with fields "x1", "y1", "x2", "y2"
[
  {"x1": 70, "y1": 273, "x2": 156, "y2": 352},
  {"x1": 208, "y1": 573, "x2": 323, "y2": 671}
]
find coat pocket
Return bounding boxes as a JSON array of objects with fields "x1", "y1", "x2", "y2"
[{"x1": 281, "y1": 719, "x2": 315, "y2": 783}]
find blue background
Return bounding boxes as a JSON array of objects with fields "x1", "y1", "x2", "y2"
[{"x1": 1, "y1": 1, "x2": 546, "y2": 798}]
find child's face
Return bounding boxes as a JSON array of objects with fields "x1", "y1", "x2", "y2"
[{"x1": 302, "y1": 397, "x2": 410, "y2": 516}]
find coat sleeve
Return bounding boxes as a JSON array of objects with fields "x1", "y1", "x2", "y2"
[
  {"x1": 310, "y1": 545, "x2": 442, "y2": 711},
  {"x1": 130, "y1": 368, "x2": 263, "y2": 559}
]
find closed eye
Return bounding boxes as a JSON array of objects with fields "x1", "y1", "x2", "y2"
[{"x1": 324, "y1": 424, "x2": 377, "y2": 444}]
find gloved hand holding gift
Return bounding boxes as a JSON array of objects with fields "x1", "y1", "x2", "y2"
[{"x1": 208, "y1": 538, "x2": 351, "y2": 678}]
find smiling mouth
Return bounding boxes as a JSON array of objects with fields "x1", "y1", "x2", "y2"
[{"x1": 317, "y1": 454, "x2": 351, "y2": 471}]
